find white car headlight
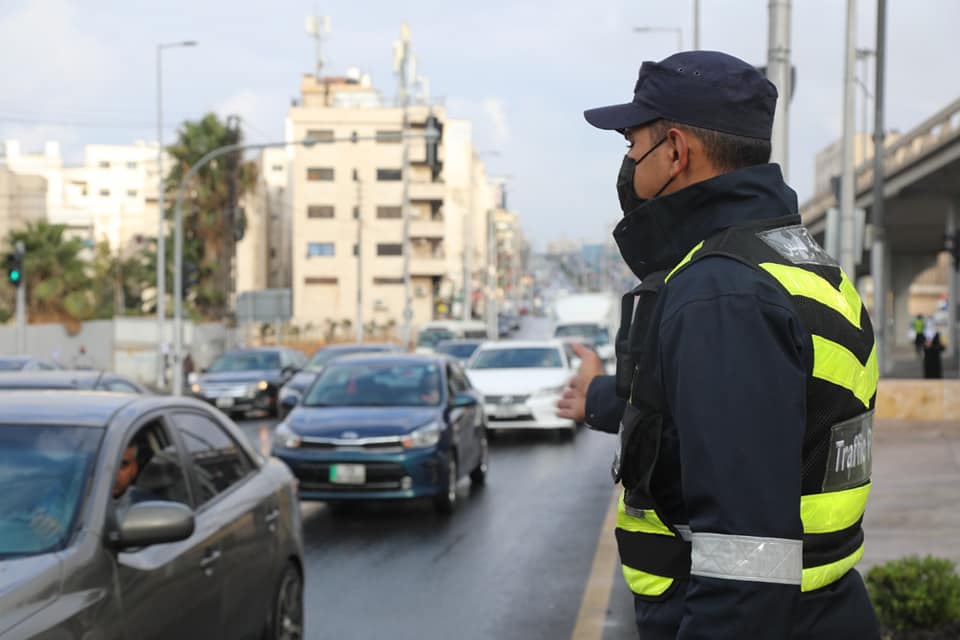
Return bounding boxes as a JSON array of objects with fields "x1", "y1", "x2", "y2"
[
  {"x1": 402, "y1": 420, "x2": 442, "y2": 449},
  {"x1": 273, "y1": 422, "x2": 302, "y2": 450}
]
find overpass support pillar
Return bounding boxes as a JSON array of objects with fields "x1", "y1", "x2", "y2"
[
  {"x1": 891, "y1": 254, "x2": 939, "y2": 351},
  {"x1": 948, "y1": 201, "x2": 959, "y2": 371}
]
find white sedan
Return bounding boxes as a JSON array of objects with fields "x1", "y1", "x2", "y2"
[{"x1": 465, "y1": 340, "x2": 577, "y2": 437}]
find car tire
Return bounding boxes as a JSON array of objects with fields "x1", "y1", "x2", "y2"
[
  {"x1": 433, "y1": 454, "x2": 458, "y2": 515},
  {"x1": 263, "y1": 562, "x2": 303, "y2": 640},
  {"x1": 470, "y1": 433, "x2": 488, "y2": 487}
]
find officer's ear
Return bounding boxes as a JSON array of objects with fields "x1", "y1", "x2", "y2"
[{"x1": 665, "y1": 127, "x2": 690, "y2": 178}]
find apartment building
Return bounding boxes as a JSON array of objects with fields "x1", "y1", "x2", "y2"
[
  {"x1": 287, "y1": 73, "x2": 496, "y2": 335},
  {"x1": 0, "y1": 166, "x2": 46, "y2": 242},
  {"x1": 236, "y1": 147, "x2": 293, "y2": 295},
  {"x1": 1, "y1": 140, "x2": 163, "y2": 250}
]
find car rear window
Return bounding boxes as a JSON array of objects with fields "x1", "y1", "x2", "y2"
[{"x1": 469, "y1": 348, "x2": 563, "y2": 369}]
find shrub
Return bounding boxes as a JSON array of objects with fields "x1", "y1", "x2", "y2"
[{"x1": 866, "y1": 556, "x2": 960, "y2": 632}]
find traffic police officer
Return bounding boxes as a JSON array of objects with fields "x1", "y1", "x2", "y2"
[{"x1": 558, "y1": 51, "x2": 880, "y2": 639}]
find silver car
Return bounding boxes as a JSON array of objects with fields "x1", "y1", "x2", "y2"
[{"x1": 0, "y1": 392, "x2": 304, "y2": 640}]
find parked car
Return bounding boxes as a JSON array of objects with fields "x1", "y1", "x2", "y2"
[
  {"x1": 0, "y1": 370, "x2": 148, "y2": 393},
  {"x1": 466, "y1": 340, "x2": 577, "y2": 438},
  {"x1": 0, "y1": 355, "x2": 61, "y2": 371},
  {"x1": 414, "y1": 320, "x2": 489, "y2": 354},
  {"x1": 278, "y1": 343, "x2": 402, "y2": 417},
  {"x1": 190, "y1": 347, "x2": 306, "y2": 418},
  {"x1": 0, "y1": 391, "x2": 304, "y2": 640},
  {"x1": 272, "y1": 353, "x2": 488, "y2": 514},
  {"x1": 433, "y1": 339, "x2": 484, "y2": 366}
]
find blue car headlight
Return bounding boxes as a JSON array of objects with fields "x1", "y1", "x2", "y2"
[
  {"x1": 402, "y1": 420, "x2": 442, "y2": 450},
  {"x1": 272, "y1": 422, "x2": 302, "y2": 451}
]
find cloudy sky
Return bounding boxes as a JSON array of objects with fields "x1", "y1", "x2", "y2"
[{"x1": 1, "y1": 0, "x2": 956, "y2": 248}]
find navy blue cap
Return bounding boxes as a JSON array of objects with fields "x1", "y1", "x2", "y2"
[{"x1": 584, "y1": 51, "x2": 778, "y2": 140}]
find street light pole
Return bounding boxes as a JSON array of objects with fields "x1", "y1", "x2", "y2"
[
  {"x1": 633, "y1": 26, "x2": 683, "y2": 51},
  {"x1": 156, "y1": 40, "x2": 196, "y2": 390},
  {"x1": 839, "y1": 0, "x2": 858, "y2": 278},
  {"x1": 693, "y1": 0, "x2": 701, "y2": 49}
]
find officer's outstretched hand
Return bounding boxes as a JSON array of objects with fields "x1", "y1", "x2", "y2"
[{"x1": 557, "y1": 342, "x2": 604, "y2": 423}]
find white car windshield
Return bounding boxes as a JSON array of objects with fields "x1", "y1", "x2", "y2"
[
  {"x1": 0, "y1": 425, "x2": 102, "y2": 559},
  {"x1": 470, "y1": 348, "x2": 563, "y2": 370}
]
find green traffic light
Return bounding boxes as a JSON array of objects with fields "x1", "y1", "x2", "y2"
[{"x1": 9, "y1": 269, "x2": 20, "y2": 283}]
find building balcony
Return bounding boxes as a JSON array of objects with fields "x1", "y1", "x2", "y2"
[
  {"x1": 410, "y1": 218, "x2": 445, "y2": 239},
  {"x1": 410, "y1": 255, "x2": 447, "y2": 277},
  {"x1": 410, "y1": 142, "x2": 445, "y2": 165},
  {"x1": 409, "y1": 180, "x2": 445, "y2": 202}
]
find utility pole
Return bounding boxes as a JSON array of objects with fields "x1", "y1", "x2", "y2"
[
  {"x1": 486, "y1": 208, "x2": 498, "y2": 339},
  {"x1": 395, "y1": 22, "x2": 414, "y2": 348},
  {"x1": 871, "y1": 0, "x2": 889, "y2": 373},
  {"x1": 693, "y1": 0, "x2": 700, "y2": 49},
  {"x1": 15, "y1": 241, "x2": 25, "y2": 354},
  {"x1": 767, "y1": 0, "x2": 791, "y2": 177},
  {"x1": 462, "y1": 154, "x2": 475, "y2": 321},
  {"x1": 355, "y1": 169, "x2": 364, "y2": 343},
  {"x1": 839, "y1": 0, "x2": 858, "y2": 278}
]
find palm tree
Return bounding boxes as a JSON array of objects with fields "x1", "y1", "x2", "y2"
[
  {"x1": 165, "y1": 113, "x2": 257, "y2": 320},
  {"x1": 6, "y1": 221, "x2": 95, "y2": 323}
]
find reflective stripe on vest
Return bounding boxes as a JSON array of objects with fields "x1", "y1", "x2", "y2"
[
  {"x1": 802, "y1": 543, "x2": 865, "y2": 592},
  {"x1": 801, "y1": 482, "x2": 871, "y2": 534},
  {"x1": 616, "y1": 492, "x2": 677, "y2": 596},
  {"x1": 690, "y1": 532, "x2": 803, "y2": 585},
  {"x1": 812, "y1": 337, "x2": 879, "y2": 409},
  {"x1": 665, "y1": 241, "x2": 704, "y2": 282}
]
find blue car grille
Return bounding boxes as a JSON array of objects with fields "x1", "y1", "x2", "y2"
[{"x1": 295, "y1": 461, "x2": 409, "y2": 491}]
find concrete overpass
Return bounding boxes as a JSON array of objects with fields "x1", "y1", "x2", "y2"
[{"x1": 800, "y1": 96, "x2": 960, "y2": 373}]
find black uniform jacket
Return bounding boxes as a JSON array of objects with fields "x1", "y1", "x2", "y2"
[{"x1": 585, "y1": 164, "x2": 878, "y2": 639}]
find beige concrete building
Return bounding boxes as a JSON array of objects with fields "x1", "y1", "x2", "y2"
[
  {"x1": 2, "y1": 140, "x2": 164, "y2": 250},
  {"x1": 0, "y1": 166, "x2": 47, "y2": 242},
  {"x1": 287, "y1": 74, "x2": 497, "y2": 337},
  {"x1": 235, "y1": 148, "x2": 293, "y2": 295}
]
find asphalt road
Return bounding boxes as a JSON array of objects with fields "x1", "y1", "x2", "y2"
[{"x1": 234, "y1": 317, "x2": 639, "y2": 640}]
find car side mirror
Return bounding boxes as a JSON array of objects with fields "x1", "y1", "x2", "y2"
[
  {"x1": 281, "y1": 393, "x2": 301, "y2": 410},
  {"x1": 451, "y1": 393, "x2": 478, "y2": 409},
  {"x1": 114, "y1": 501, "x2": 195, "y2": 549}
]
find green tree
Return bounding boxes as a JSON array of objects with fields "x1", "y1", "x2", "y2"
[
  {"x1": 7, "y1": 221, "x2": 96, "y2": 323},
  {"x1": 165, "y1": 113, "x2": 257, "y2": 320},
  {"x1": 90, "y1": 241, "x2": 156, "y2": 317}
]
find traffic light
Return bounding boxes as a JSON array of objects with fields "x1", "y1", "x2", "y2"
[
  {"x1": 182, "y1": 260, "x2": 199, "y2": 295},
  {"x1": 5, "y1": 251, "x2": 23, "y2": 287}
]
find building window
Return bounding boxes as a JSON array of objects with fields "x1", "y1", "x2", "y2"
[
  {"x1": 376, "y1": 130, "x2": 403, "y2": 144},
  {"x1": 307, "y1": 242, "x2": 335, "y2": 258},
  {"x1": 305, "y1": 276, "x2": 338, "y2": 285},
  {"x1": 127, "y1": 189, "x2": 138, "y2": 198},
  {"x1": 127, "y1": 161, "x2": 137, "y2": 170},
  {"x1": 98, "y1": 161, "x2": 111, "y2": 169},
  {"x1": 373, "y1": 277, "x2": 404, "y2": 285},
  {"x1": 272, "y1": 164, "x2": 284, "y2": 172},
  {"x1": 376, "y1": 206, "x2": 402, "y2": 219},
  {"x1": 306, "y1": 129, "x2": 335, "y2": 143},
  {"x1": 307, "y1": 205, "x2": 335, "y2": 219},
  {"x1": 353, "y1": 244, "x2": 358, "y2": 256},
  {"x1": 269, "y1": 248, "x2": 277, "y2": 258},
  {"x1": 307, "y1": 167, "x2": 335, "y2": 181},
  {"x1": 99, "y1": 188, "x2": 111, "y2": 197},
  {"x1": 353, "y1": 206, "x2": 359, "y2": 220},
  {"x1": 376, "y1": 168, "x2": 402, "y2": 182},
  {"x1": 377, "y1": 243, "x2": 403, "y2": 257}
]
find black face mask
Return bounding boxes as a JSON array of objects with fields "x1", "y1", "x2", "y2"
[{"x1": 616, "y1": 136, "x2": 672, "y2": 214}]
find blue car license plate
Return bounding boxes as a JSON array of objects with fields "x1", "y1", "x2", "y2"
[{"x1": 329, "y1": 464, "x2": 366, "y2": 485}]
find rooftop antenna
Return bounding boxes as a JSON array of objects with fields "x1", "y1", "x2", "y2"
[{"x1": 305, "y1": 7, "x2": 331, "y2": 81}]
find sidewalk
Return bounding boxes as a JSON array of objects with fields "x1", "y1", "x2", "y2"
[{"x1": 861, "y1": 418, "x2": 960, "y2": 571}]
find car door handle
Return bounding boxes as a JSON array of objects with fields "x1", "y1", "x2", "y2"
[
  {"x1": 265, "y1": 508, "x2": 281, "y2": 525},
  {"x1": 200, "y1": 549, "x2": 222, "y2": 571}
]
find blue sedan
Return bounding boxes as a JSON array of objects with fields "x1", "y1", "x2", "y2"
[{"x1": 272, "y1": 354, "x2": 488, "y2": 514}]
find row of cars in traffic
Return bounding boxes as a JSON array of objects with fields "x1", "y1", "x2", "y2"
[{"x1": 0, "y1": 323, "x2": 583, "y2": 637}]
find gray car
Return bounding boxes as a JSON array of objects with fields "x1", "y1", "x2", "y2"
[{"x1": 0, "y1": 392, "x2": 304, "y2": 640}]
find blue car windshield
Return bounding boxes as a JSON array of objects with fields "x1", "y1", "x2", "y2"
[
  {"x1": 305, "y1": 347, "x2": 387, "y2": 372},
  {"x1": 435, "y1": 343, "x2": 480, "y2": 359},
  {"x1": 469, "y1": 348, "x2": 563, "y2": 370},
  {"x1": 304, "y1": 362, "x2": 443, "y2": 407},
  {"x1": 209, "y1": 352, "x2": 280, "y2": 372},
  {"x1": 0, "y1": 425, "x2": 102, "y2": 558}
]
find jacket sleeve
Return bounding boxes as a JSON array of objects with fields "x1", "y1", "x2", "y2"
[
  {"x1": 659, "y1": 264, "x2": 808, "y2": 640},
  {"x1": 585, "y1": 375, "x2": 624, "y2": 434}
]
